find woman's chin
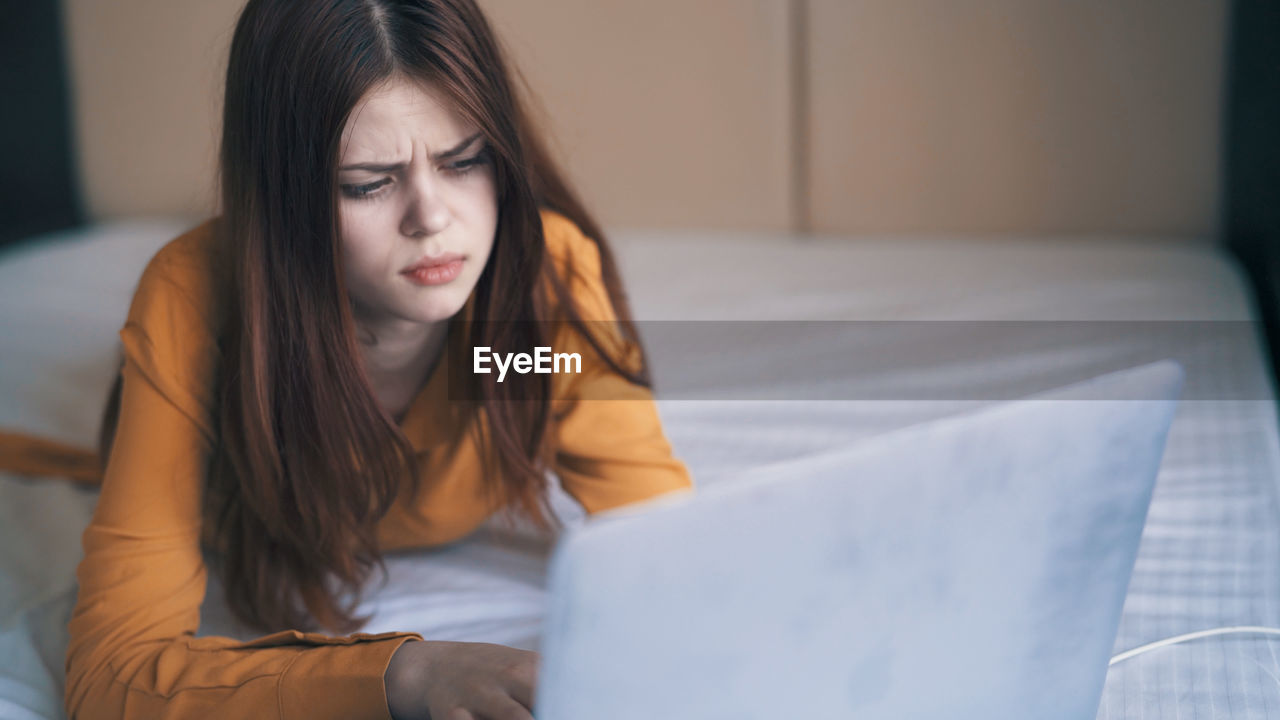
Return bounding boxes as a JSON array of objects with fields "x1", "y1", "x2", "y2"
[{"x1": 406, "y1": 297, "x2": 468, "y2": 324}]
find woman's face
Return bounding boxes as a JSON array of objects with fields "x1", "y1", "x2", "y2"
[{"x1": 337, "y1": 75, "x2": 498, "y2": 329}]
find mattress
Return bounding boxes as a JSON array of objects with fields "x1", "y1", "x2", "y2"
[{"x1": 1, "y1": 221, "x2": 1278, "y2": 718}]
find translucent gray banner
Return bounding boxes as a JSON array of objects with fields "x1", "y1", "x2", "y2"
[{"x1": 444, "y1": 321, "x2": 1273, "y2": 401}]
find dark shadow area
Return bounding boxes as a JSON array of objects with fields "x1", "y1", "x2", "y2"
[
  {"x1": 0, "y1": 1, "x2": 84, "y2": 249},
  {"x1": 1224, "y1": 0, "x2": 1280, "y2": 391}
]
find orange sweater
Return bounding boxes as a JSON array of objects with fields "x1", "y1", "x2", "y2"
[{"x1": 0, "y1": 208, "x2": 692, "y2": 719}]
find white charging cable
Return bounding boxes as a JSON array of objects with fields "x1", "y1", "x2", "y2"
[{"x1": 1110, "y1": 626, "x2": 1280, "y2": 666}]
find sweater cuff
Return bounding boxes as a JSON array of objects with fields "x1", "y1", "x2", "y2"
[{"x1": 277, "y1": 632, "x2": 422, "y2": 720}]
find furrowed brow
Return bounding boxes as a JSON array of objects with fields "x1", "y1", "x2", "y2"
[{"x1": 339, "y1": 132, "x2": 483, "y2": 172}]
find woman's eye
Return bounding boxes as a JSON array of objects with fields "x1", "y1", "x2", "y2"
[
  {"x1": 447, "y1": 151, "x2": 491, "y2": 176},
  {"x1": 340, "y1": 151, "x2": 490, "y2": 199},
  {"x1": 341, "y1": 178, "x2": 391, "y2": 199}
]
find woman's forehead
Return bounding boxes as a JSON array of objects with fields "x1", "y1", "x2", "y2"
[{"x1": 340, "y1": 76, "x2": 475, "y2": 162}]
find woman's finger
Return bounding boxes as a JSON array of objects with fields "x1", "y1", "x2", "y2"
[
  {"x1": 502, "y1": 662, "x2": 538, "y2": 710},
  {"x1": 478, "y1": 693, "x2": 536, "y2": 720}
]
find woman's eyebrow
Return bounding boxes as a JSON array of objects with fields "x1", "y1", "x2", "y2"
[{"x1": 339, "y1": 132, "x2": 483, "y2": 172}]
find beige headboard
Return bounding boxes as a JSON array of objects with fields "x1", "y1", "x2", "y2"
[{"x1": 63, "y1": 0, "x2": 1225, "y2": 239}]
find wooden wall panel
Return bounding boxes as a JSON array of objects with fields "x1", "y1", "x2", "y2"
[
  {"x1": 483, "y1": 0, "x2": 793, "y2": 232},
  {"x1": 61, "y1": 0, "x2": 794, "y2": 232},
  {"x1": 63, "y1": 0, "x2": 238, "y2": 220},
  {"x1": 806, "y1": 0, "x2": 1227, "y2": 238},
  {"x1": 60, "y1": 0, "x2": 1229, "y2": 238}
]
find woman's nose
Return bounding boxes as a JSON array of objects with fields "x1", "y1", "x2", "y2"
[{"x1": 399, "y1": 173, "x2": 451, "y2": 238}]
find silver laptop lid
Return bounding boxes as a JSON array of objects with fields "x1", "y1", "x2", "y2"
[{"x1": 536, "y1": 361, "x2": 1183, "y2": 720}]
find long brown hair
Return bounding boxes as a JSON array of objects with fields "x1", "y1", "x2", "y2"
[{"x1": 98, "y1": 0, "x2": 649, "y2": 634}]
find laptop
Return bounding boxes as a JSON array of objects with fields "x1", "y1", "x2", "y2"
[{"x1": 533, "y1": 360, "x2": 1184, "y2": 720}]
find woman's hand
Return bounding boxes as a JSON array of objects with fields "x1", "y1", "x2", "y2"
[{"x1": 385, "y1": 639, "x2": 540, "y2": 720}]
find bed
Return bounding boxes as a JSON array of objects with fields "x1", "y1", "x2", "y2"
[{"x1": 1, "y1": 219, "x2": 1279, "y2": 718}]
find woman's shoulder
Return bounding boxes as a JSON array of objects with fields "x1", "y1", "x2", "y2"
[
  {"x1": 539, "y1": 206, "x2": 594, "y2": 268},
  {"x1": 121, "y1": 219, "x2": 227, "y2": 435},
  {"x1": 128, "y1": 218, "x2": 227, "y2": 335},
  {"x1": 538, "y1": 207, "x2": 616, "y2": 321}
]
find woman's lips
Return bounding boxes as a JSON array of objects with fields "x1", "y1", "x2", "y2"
[{"x1": 401, "y1": 255, "x2": 464, "y2": 286}]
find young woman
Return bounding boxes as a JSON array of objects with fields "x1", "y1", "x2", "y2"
[{"x1": 0, "y1": 1, "x2": 693, "y2": 718}]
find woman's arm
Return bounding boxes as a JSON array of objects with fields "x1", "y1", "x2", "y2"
[
  {"x1": 65, "y1": 250, "x2": 421, "y2": 720},
  {"x1": 549, "y1": 366, "x2": 694, "y2": 514},
  {"x1": 542, "y1": 217, "x2": 694, "y2": 514}
]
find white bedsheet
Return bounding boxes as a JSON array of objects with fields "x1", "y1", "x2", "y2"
[{"x1": 1, "y1": 221, "x2": 1278, "y2": 718}]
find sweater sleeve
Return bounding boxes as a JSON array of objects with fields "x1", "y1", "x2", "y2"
[
  {"x1": 64, "y1": 248, "x2": 421, "y2": 720},
  {"x1": 544, "y1": 222, "x2": 695, "y2": 515}
]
